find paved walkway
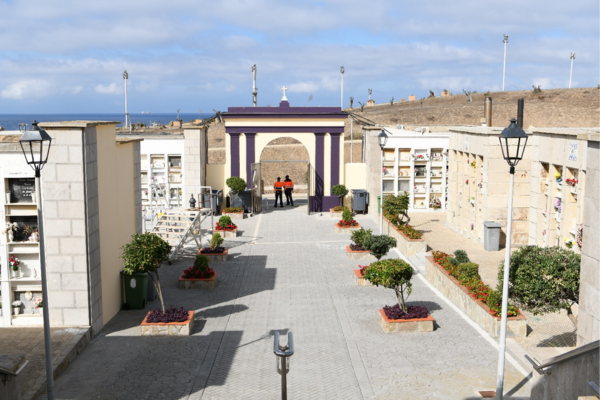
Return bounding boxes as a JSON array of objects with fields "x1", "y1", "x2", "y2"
[{"x1": 39, "y1": 206, "x2": 529, "y2": 399}]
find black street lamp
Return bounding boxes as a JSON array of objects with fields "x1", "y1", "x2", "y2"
[
  {"x1": 19, "y1": 121, "x2": 55, "y2": 400},
  {"x1": 495, "y1": 117, "x2": 528, "y2": 400},
  {"x1": 378, "y1": 130, "x2": 388, "y2": 234}
]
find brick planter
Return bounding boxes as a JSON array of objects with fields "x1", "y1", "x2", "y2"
[
  {"x1": 378, "y1": 309, "x2": 434, "y2": 333},
  {"x1": 424, "y1": 256, "x2": 527, "y2": 338},
  {"x1": 353, "y1": 269, "x2": 372, "y2": 286},
  {"x1": 382, "y1": 216, "x2": 427, "y2": 257},
  {"x1": 215, "y1": 228, "x2": 237, "y2": 238},
  {"x1": 178, "y1": 272, "x2": 218, "y2": 289},
  {"x1": 334, "y1": 223, "x2": 362, "y2": 234},
  {"x1": 197, "y1": 248, "x2": 228, "y2": 262},
  {"x1": 346, "y1": 246, "x2": 375, "y2": 260},
  {"x1": 329, "y1": 208, "x2": 343, "y2": 219},
  {"x1": 223, "y1": 212, "x2": 244, "y2": 220},
  {"x1": 140, "y1": 311, "x2": 195, "y2": 336}
]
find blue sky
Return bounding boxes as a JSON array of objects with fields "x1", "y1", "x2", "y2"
[{"x1": 0, "y1": 0, "x2": 598, "y2": 113}]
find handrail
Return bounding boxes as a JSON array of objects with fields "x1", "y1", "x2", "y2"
[
  {"x1": 274, "y1": 331, "x2": 294, "y2": 400},
  {"x1": 273, "y1": 331, "x2": 294, "y2": 357},
  {"x1": 525, "y1": 340, "x2": 599, "y2": 373}
]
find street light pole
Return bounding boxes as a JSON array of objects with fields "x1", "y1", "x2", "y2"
[
  {"x1": 19, "y1": 121, "x2": 54, "y2": 400},
  {"x1": 495, "y1": 116, "x2": 528, "y2": 400},
  {"x1": 502, "y1": 35, "x2": 509, "y2": 91},
  {"x1": 377, "y1": 130, "x2": 388, "y2": 234},
  {"x1": 569, "y1": 53, "x2": 575, "y2": 89},
  {"x1": 340, "y1": 66, "x2": 345, "y2": 109},
  {"x1": 123, "y1": 71, "x2": 130, "y2": 133}
]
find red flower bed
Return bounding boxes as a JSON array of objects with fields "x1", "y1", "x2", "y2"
[
  {"x1": 398, "y1": 224, "x2": 422, "y2": 240},
  {"x1": 358, "y1": 264, "x2": 371, "y2": 276},
  {"x1": 182, "y1": 265, "x2": 215, "y2": 279},
  {"x1": 338, "y1": 220, "x2": 359, "y2": 227},
  {"x1": 383, "y1": 304, "x2": 429, "y2": 320},
  {"x1": 214, "y1": 223, "x2": 237, "y2": 231}
]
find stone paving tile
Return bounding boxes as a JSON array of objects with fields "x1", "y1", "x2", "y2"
[{"x1": 41, "y1": 206, "x2": 529, "y2": 399}]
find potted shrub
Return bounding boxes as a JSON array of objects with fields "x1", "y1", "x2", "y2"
[
  {"x1": 363, "y1": 259, "x2": 434, "y2": 332},
  {"x1": 363, "y1": 234, "x2": 396, "y2": 260},
  {"x1": 179, "y1": 254, "x2": 217, "y2": 289},
  {"x1": 214, "y1": 216, "x2": 238, "y2": 238},
  {"x1": 223, "y1": 206, "x2": 244, "y2": 220},
  {"x1": 499, "y1": 245, "x2": 580, "y2": 326},
  {"x1": 12, "y1": 300, "x2": 22, "y2": 316},
  {"x1": 382, "y1": 192, "x2": 410, "y2": 225},
  {"x1": 9, "y1": 255, "x2": 20, "y2": 279},
  {"x1": 331, "y1": 184, "x2": 349, "y2": 207},
  {"x1": 226, "y1": 176, "x2": 248, "y2": 211},
  {"x1": 335, "y1": 209, "x2": 361, "y2": 233},
  {"x1": 346, "y1": 228, "x2": 375, "y2": 260},
  {"x1": 121, "y1": 232, "x2": 171, "y2": 311},
  {"x1": 198, "y1": 233, "x2": 228, "y2": 262},
  {"x1": 330, "y1": 205, "x2": 349, "y2": 219}
]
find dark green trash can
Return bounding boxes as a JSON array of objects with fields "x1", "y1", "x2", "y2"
[{"x1": 121, "y1": 271, "x2": 148, "y2": 310}]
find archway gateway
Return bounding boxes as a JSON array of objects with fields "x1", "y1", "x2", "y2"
[
  {"x1": 222, "y1": 97, "x2": 347, "y2": 213},
  {"x1": 250, "y1": 160, "x2": 311, "y2": 214}
]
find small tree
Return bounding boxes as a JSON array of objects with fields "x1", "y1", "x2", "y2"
[
  {"x1": 351, "y1": 228, "x2": 372, "y2": 249},
  {"x1": 121, "y1": 233, "x2": 171, "y2": 313},
  {"x1": 218, "y1": 216, "x2": 232, "y2": 228},
  {"x1": 341, "y1": 209, "x2": 353, "y2": 222},
  {"x1": 382, "y1": 192, "x2": 410, "y2": 225},
  {"x1": 498, "y1": 245, "x2": 580, "y2": 325},
  {"x1": 363, "y1": 259, "x2": 413, "y2": 312},
  {"x1": 226, "y1": 176, "x2": 247, "y2": 207},
  {"x1": 363, "y1": 234, "x2": 396, "y2": 260},
  {"x1": 331, "y1": 184, "x2": 349, "y2": 206},
  {"x1": 210, "y1": 233, "x2": 224, "y2": 250}
]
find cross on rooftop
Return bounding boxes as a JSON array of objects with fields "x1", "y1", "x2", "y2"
[{"x1": 281, "y1": 86, "x2": 288, "y2": 101}]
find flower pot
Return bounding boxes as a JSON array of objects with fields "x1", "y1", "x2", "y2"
[
  {"x1": 11, "y1": 270, "x2": 18, "y2": 279},
  {"x1": 13, "y1": 307, "x2": 20, "y2": 316},
  {"x1": 179, "y1": 271, "x2": 218, "y2": 289},
  {"x1": 120, "y1": 271, "x2": 149, "y2": 310},
  {"x1": 5, "y1": 193, "x2": 10, "y2": 203}
]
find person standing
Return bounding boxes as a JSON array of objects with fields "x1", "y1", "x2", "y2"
[
  {"x1": 284, "y1": 175, "x2": 294, "y2": 206},
  {"x1": 273, "y1": 177, "x2": 284, "y2": 207}
]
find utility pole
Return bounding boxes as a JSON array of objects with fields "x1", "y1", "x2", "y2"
[
  {"x1": 502, "y1": 35, "x2": 509, "y2": 91},
  {"x1": 252, "y1": 64, "x2": 258, "y2": 107},
  {"x1": 123, "y1": 70, "x2": 130, "y2": 132},
  {"x1": 340, "y1": 66, "x2": 345, "y2": 109},
  {"x1": 569, "y1": 53, "x2": 575, "y2": 88}
]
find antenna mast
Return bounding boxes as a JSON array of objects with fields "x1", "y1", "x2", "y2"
[
  {"x1": 123, "y1": 70, "x2": 130, "y2": 133},
  {"x1": 252, "y1": 64, "x2": 258, "y2": 107}
]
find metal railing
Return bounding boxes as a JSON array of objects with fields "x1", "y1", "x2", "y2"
[{"x1": 274, "y1": 331, "x2": 294, "y2": 400}]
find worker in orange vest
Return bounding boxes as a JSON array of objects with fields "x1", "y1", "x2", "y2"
[
  {"x1": 273, "y1": 177, "x2": 285, "y2": 207},
  {"x1": 284, "y1": 175, "x2": 294, "y2": 206}
]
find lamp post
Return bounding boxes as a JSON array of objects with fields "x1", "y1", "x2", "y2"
[
  {"x1": 123, "y1": 70, "x2": 130, "y2": 133},
  {"x1": 569, "y1": 53, "x2": 575, "y2": 89},
  {"x1": 19, "y1": 121, "x2": 54, "y2": 400},
  {"x1": 340, "y1": 66, "x2": 345, "y2": 109},
  {"x1": 495, "y1": 118, "x2": 528, "y2": 400},
  {"x1": 502, "y1": 35, "x2": 509, "y2": 91},
  {"x1": 378, "y1": 130, "x2": 388, "y2": 234}
]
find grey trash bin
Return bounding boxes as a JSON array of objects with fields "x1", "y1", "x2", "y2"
[
  {"x1": 483, "y1": 221, "x2": 502, "y2": 251},
  {"x1": 351, "y1": 189, "x2": 369, "y2": 214},
  {"x1": 212, "y1": 190, "x2": 223, "y2": 214}
]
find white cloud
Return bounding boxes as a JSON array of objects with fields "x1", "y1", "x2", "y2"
[
  {"x1": 95, "y1": 83, "x2": 121, "y2": 95},
  {"x1": 288, "y1": 81, "x2": 320, "y2": 93},
  {"x1": 1, "y1": 79, "x2": 52, "y2": 99},
  {"x1": 225, "y1": 84, "x2": 236, "y2": 92}
]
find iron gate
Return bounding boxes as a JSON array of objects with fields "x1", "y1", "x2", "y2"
[{"x1": 251, "y1": 162, "x2": 262, "y2": 214}]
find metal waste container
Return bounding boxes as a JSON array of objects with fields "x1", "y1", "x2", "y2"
[
  {"x1": 212, "y1": 190, "x2": 223, "y2": 214},
  {"x1": 483, "y1": 221, "x2": 502, "y2": 251},
  {"x1": 352, "y1": 189, "x2": 369, "y2": 214}
]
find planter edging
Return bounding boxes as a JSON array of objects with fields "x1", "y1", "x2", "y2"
[
  {"x1": 198, "y1": 248, "x2": 229, "y2": 262},
  {"x1": 346, "y1": 245, "x2": 375, "y2": 260},
  {"x1": 378, "y1": 309, "x2": 434, "y2": 333},
  {"x1": 140, "y1": 310, "x2": 195, "y2": 336},
  {"x1": 334, "y1": 223, "x2": 362, "y2": 234},
  {"x1": 381, "y1": 216, "x2": 427, "y2": 257},
  {"x1": 178, "y1": 271, "x2": 218, "y2": 289}
]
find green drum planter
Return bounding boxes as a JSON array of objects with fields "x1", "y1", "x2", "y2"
[{"x1": 121, "y1": 271, "x2": 148, "y2": 310}]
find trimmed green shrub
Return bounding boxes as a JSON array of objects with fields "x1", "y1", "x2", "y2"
[
  {"x1": 331, "y1": 184, "x2": 349, "y2": 206},
  {"x1": 363, "y1": 234, "x2": 397, "y2": 260},
  {"x1": 448, "y1": 257, "x2": 460, "y2": 267},
  {"x1": 194, "y1": 255, "x2": 209, "y2": 270},
  {"x1": 363, "y1": 259, "x2": 413, "y2": 312},
  {"x1": 457, "y1": 263, "x2": 480, "y2": 281},
  {"x1": 121, "y1": 232, "x2": 171, "y2": 312},
  {"x1": 210, "y1": 233, "x2": 224, "y2": 250},
  {"x1": 382, "y1": 192, "x2": 410, "y2": 225},
  {"x1": 225, "y1": 177, "x2": 247, "y2": 193},
  {"x1": 218, "y1": 216, "x2": 232, "y2": 228},
  {"x1": 453, "y1": 250, "x2": 470, "y2": 264},
  {"x1": 351, "y1": 228, "x2": 372, "y2": 248},
  {"x1": 498, "y1": 245, "x2": 580, "y2": 322},
  {"x1": 342, "y1": 209, "x2": 353, "y2": 222},
  {"x1": 486, "y1": 289, "x2": 519, "y2": 317}
]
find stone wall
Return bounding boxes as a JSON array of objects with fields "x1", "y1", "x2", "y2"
[
  {"x1": 577, "y1": 136, "x2": 600, "y2": 346},
  {"x1": 184, "y1": 127, "x2": 208, "y2": 202},
  {"x1": 381, "y1": 217, "x2": 427, "y2": 257},
  {"x1": 133, "y1": 141, "x2": 142, "y2": 234}
]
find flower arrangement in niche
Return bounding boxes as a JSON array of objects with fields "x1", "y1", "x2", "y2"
[
  {"x1": 542, "y1": 229, "x2": 547, "y2": 236},
  {"x1": 554, "y1": 198, "x2": 562, "y2": 213},
  {"x1": 9, "y1": 255, "x2": 20, "y2": 271},
  {"x1": 470, "y1": 223, "x2": 474, "y2": 230},
  {"x1": 430, "y1": 197, "x2": 442, "y2": 209},
  {"x1": 576, "y1": 224, "x2": 583, "y2": 248},
  {"x1": 554, "y1": 172, "x2": 562, "y2": 183},
  {"x1": 33, "y1": 297, "x2": 43, "y2": 309},
  {"x1": 566, "y1": 178, "x2": 578, "y2": 187},
  {"x1": 466, "y1": 179, "x2": 469, "y2": 184},
  {"x1": 470, "y1": 161, "x2": 476, "y2": 168},
  {"x1": 564, "y1": 238, "x2": 574, "y2": 249}
]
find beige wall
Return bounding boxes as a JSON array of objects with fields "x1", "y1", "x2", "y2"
[
  {"x1": 97, "y1": 126, "x2": 137, "y2": 325},
  {"x1": 343, "y1": 163, "x2": 367, "y2": 206}
]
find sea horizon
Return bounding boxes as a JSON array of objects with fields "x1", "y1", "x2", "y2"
[{"x1": 0, "y1": 112, "x2": 214, "y2": 131}]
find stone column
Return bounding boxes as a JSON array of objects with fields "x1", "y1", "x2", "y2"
[
  {"x1": 229, "y1": 132, "x2": 240, "y2": 177},
  {"x1": 245, "y1": 133, "x2": 256, "y2": 189},
  {"x1": 315, "y1": 132, "x2": 325, "y2": 197},
  {"x1": 330, "y1": 132, "x2": 341, "y2": 188}
]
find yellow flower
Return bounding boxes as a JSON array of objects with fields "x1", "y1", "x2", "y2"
[{"x1": 554, "y1": 173, "x2": 561, "y2": 178}]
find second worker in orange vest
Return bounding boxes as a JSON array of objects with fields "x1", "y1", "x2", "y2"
[
  {"x1": 283, "y1": 175, "x2": 294, "y2": 206},
  {"x1": 273, "y1": 177, "x2": 285, "y2": 207}
]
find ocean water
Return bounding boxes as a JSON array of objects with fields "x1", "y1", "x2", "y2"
[{"x1": 0, "y1": 113, "x2": 213, "y2": 131}]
